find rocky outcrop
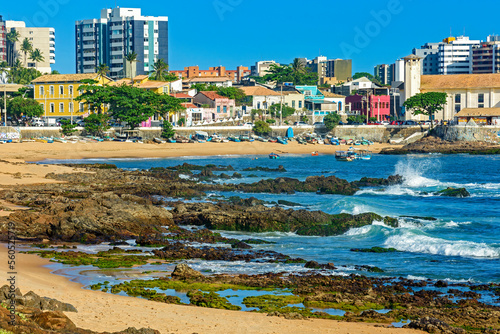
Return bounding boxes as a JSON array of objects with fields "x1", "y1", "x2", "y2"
[
  {"x1": 407, "y1": 317, "x2": 466, "y2": 334},
  {"x1": 435, "y1": 187, "x2": 470, "y2": 198},
  {"x1": 171, "y1": 264, "x2": 204, "y2": 279},
  {"x1": 0, "y1": 285, "x2": 77, "y2": 312}
]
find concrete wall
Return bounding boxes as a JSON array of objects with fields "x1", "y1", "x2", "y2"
[{"x1": 433, "y1": 125, "x2": 500, "y2": 143}]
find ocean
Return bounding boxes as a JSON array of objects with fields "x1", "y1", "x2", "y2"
[{"x1": 41, "y1": 153, "x2": 500, "y2": 286}]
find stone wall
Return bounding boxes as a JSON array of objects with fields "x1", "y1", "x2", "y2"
[{"x1": 433, "y1": 125, "x2": 500, "y2": 144}]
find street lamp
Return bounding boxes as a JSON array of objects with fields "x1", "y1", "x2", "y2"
[
  {"x1": 378, "y1": 97, "x2": 380, "y2": 122},
  {"x1": 1, "y1": 71, "x2": 8, "y2": 126}
]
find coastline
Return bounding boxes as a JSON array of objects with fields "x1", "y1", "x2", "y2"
[
  {"x1": 0, "y1": 245, "x2": 423, "y2": 334},
  {"x1": 0, "y1": 141, "x2": 400, "y2": 162}
]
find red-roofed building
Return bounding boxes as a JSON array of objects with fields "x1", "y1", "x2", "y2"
[
  {"x1": 193, "y1": 91, "x2": 236, "y2": 120},
  {"x1": 0, "y1": 16, "x2": 6, "y2": 62},
  {"x1": 171, "y1": 65, "x2": 250, "y2": 83}
]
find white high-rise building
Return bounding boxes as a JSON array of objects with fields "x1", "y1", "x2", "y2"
[
  {"x1": 438, "y1": 36, "x2": 481, "y2": 75},
  {"x1": 75, "y1": 7, "x2": 168, "y2": 79},
  {"x1": 5, "y1": 20, "x2": 55, "y2": 73}
]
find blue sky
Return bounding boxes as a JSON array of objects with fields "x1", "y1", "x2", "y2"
[{"x1": 2, "y1": 0, "x2": 499, "y2": 74}]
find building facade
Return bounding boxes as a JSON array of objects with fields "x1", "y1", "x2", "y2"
[
  {"x1": 31, "y1": 73, "x2": 112, "y2": 120},
  {"x1": 438, "y1": 36, "x2": 481, "y2": 75},
  {"x1": 5, "y1": 21, "x2": 55, "y2": 73},
  {"x1": 326, "y1": 59, "x2": 352, "y2": 81},
  {"x1": 75, "y1": 7, "x2": 168, "y2": 79},
  {"x1": 374, "y1": 64, "x2": 394, "y2": 85},
  {"x1": 471, "y1": 39, "x2": 500, "y2": 74},
  {"x1": 0, "y1": 16, "x2": 6, "y2": 63},
  {"x1": 240, "y1": 86, "x2": 281, "y2": 111},
  {"x1": 171, "y1": 65, "x2": 250, "y2": 83},
  {"x1": 251, "y1": 61, "x2": 279, "y2": 77},
  {"x1": 412, "y1": 42, "x2": 441, "y2": 75},
  {"x1": 345, "y1": 94, "x2": 391, "y2": 121},
  {"x1": 193, "y1": 91, "x2": 235, "y2": 119}
]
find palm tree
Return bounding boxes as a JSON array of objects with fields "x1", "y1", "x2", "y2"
[
  {"x1": 152, "y1": 59, "x2": 168, "y2": 81},
  {"x1": 6, "y1": 30, "x2": 21, "y2": 66},
  {"x1": 95, "y1": 64, "x2": 110, "y2": 83},
  {"x1": 29, "y1": 49, "x2": 44, "y2": 71},
  {"x1": 125, "y1": 52, "x2": 139, "y2": 79},
  {"x1": 292, "y1": 58, "x2": 306, "y2": 75},
  {"x1": 20, "y1": 38, "x2": 33, "y2": 67},
  {"x1": 13, "y1": 59, "x2": 22, "y2": 69}
]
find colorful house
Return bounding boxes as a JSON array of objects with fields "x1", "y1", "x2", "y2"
[
  {"x1": 345, "y1": 94, "x2": 391, "y2": 121},
  {"x1": 32, "y1": 73, "x2": 112, "y2": 120},
  {"x1": 193, "y1": 91, "x2": 235, "y2": 120},
  {"x1": 239, "y1": 86, "x2": 281, "y2": 111}
]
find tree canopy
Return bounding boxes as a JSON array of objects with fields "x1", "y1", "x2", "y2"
[
  {"x1": 403, "y1": 92, "x2": 448, "y2": 128},
  {"x1": 252, "y1": 120, "x2": 272, "y2": 136},
  {"x1": 192, "y1": 84, "x2": 246, "y2": 104},
  {"x1": 262, "y1": 63, "x2": 318, "y2": 85},
  {"x1": 7, "y1": 67, "x2": 42, "y2": 84},
  {"x1": 269, "y1": 104, "x2": 295, "y2": 118},
  {"x1": 7, "y1": 96, "x2": 43, "y2": 118},
  {"x1": 323, "y1": 112, "x2": 341, "y2": 131}
]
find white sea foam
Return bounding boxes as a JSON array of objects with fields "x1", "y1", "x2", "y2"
[
  {"x1": 384, "y1": 233, "x2": 500, "y2": 258},
  {"x1": 395, "y1": 159, "x2": 442, "y2": 188}
]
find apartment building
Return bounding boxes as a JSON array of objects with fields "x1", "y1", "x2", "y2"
[
  {"x1": 5, "y1": 20, "x2": 55, "y2": 73},
  {"x1": 471, "y1": 36, "x2": 500, "y2": 74},
  {"x1": 412, "y1": 42, "x2": 441, "y2": 75},
  {"x1": 438, "y1": 36, "x2": 481, "y2": 75},
  {"x1": 251, "y1": 61, "x2": 279, "y2": 77},
  {"x1": 305, "y1": 57, "x2": 352, "y2": 82},
  {"x1": 75, "y1": 7, "x2": 168, "y2": 79},
  {"x1": 374, "y1": 64, "x2": 394, "y2": 85},
  {"x1": 0, "y1": 16, "x2": 6, "y2": 63}
]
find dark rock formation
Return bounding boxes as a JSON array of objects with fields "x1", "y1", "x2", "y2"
[
  {"x1": 435, "y1": 187, "x2": 470, "y2": 198},
  {"x1": 171, "y1": 264, "x2": 204, "y2": 279}
]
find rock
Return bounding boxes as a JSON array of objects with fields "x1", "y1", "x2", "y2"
[
  {"x1": 407, "y1": 317, "x2": 466, "y2": 334},
  {"x1": 115, "y1": 328, "x2": 161, "y2": 334},
  {"x1": 435, "y1": 187, "x2": 470, "y2": 198},
  {"x1": 304, "y1": 261, "x2": 335, "y2": 270},
  {"x1": 267, "y1": 311, "x2": 307, "y2": 320},
  {"x1": 32, "y1": 311, "x2": 77, "y2": 331},
  {"x1": 231, "y1": 241, "x2": 252, "y2": 249},
  {"x1": 277, "y1": 200, "x2": 303, "y2": 207},
  {"x1": 171, "y1": 263, "x2": 204, "y2": 279}
]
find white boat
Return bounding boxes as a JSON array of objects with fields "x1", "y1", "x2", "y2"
[{"x1": 154, "y1": 137, "x2": 166, "y2": 144}]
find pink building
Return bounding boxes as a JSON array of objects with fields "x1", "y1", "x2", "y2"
[
  {"x1": 193, "y1": 91, "x2": 236, "y2": 120},
  {"x1": 345, "y1": 94, "x2": 391, "y2": 121}
]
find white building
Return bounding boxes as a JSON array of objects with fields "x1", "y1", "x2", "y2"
[
  {"x1": 75, "y1": 7, "x2": 169, "y2": 79},
  {"x1": 240, "y1": 86, "x2": 281, "y2": 110},
  {"x1": 251, "y1": 61, "x2": 279, "y2": 77},
  {"x1": 5, "y1": 20, "x2": 55, "y2": 73},
  {"x1": 438, "y1": 36, "x2": 481, "y2": 75}
]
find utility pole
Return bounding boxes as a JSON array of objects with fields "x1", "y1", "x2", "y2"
[
  {"x1": 378, "y1": 97, "x2": 380, "y2": 122},
  {"x1": 279, "y1": 84, "x2": 283, "y2": 126}
]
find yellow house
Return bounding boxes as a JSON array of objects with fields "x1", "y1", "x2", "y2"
[
  {"x1": 110, "y1": 75, "x2": 171, "y2": 95},
  {"x1": 31, "y1": 73, "x2": 112, "y2": 119}
]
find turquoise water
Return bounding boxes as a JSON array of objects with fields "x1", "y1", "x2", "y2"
[{"x1": 42, "y1": 153, "x2": 500, "y2": 284}]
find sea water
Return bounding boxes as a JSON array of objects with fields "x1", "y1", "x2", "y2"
[{"x1": 41, "y1": 153, "x2": 500, "y2": 284}]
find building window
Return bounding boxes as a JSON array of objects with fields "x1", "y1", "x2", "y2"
[
  {"x1": 217, "y1": 106, "x2": 221, "y2": 113},
  {"x1": 478, "y1": 93, "x2": 484, "y2": 108},
  {"x1": 338, "y1": 102, "x2": 342, "y2": 110},
  {"x1": 49, "y1": 86, "x2": 54, "y2": 95},
  {"x1": 455, "y1": 105, "x2": 461, "y2": 113},
  {"x1": 39, "y1": 86, "x2": 44, "y2": 96},
  {"x1": 59, "y1": 103, "x2": 64, "y2": 113},
  {"x1": 223, "y1": 106, "x2": 227, "y2": 113},
  {"x1": 298, "y1": 101, "x2": 302, "y2": 108},
  {"x1": 79, "y1": 103, "x2": 84, "y2": 112},
  {"x1": 59, "y1": 86, "x2": 64, "y2": 95},
  {"x1": 69, "y1": 85, "x2": 73, "y2": 96},
  {"x1": 292, "y1": 100, "x2": 296, "y2": 108},
  {"x1": 257, "y1": 102, "x2": 261, "y2": 109},
  {"x1": 50, "y1": 103, "x2": 55, "y2": 113},
  {"x1": 455, "y1": 94, "x2": 461, "y2": 104}
]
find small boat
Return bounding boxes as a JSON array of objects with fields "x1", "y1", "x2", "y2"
[
  {"x1": 354, "y1": 140, "x2": 361, "y2": 146},
  {"x1": 269, "y1": 153, "x2": 280, "y2": 159},
  {"x1": 53, "y1": 138, "x2": 67, "y2": 143},
  {"x1": 167, "y1": 138, "x2": 176, "y2": 143},
  {"x1": 277, "y1": 137, "x2": 288, "y2": 145},
  {"x1": 297, "y1": 138, "x2": 307, "y2": 145},
  {"x1": 311, "y1": 151, "x2": 319, "y2": 156},
  {"x1": 353, "y1": 149, "x2": 372, "y2": 160},
  {"x1": 228, "y1": 136, "x2": 241, "y2": 142},
  {"x1": 154, "y1": 137, "x2": 166, "y2": 144},
  {"x1": 195, "y1": 131, "x2": 211, "y2": 142},
  {"x1": 258, "y1": 137, "x2": 268, "y2": 142},
  {"x1": 268, "y1": 138, "x2": 278, "y2": 143},
  {"x1": 335, "y1": 151, "x2": 356, "y2": 162},
  {"x1": 239, "y1": 135, "x2": 251, "y2": 142}
]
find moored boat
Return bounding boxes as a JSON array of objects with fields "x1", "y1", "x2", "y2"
[{"x1": 269, "y1": 152, "x2": 280, "y2": 159}]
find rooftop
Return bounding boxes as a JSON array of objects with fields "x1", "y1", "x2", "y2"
[
  {"x1": 421, "y1": 73, "x2": 500, "y2": 90},
  {"x1": 455, "y1": 108, "x2": 500, "y2": 117},
  {"x1": 198, "y1": 91, "x2": 226, "y2": 100},
  {"x1": 240, "y1": 86, "x2": 280, "y2": 96},
  {"x1": 31, "y1": 73, "x2": 106, "y2": 83},
  {"x1": 185, "y1": 77, "x2": 233, "y2": 83}
]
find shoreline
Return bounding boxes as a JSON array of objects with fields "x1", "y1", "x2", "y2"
[
  {"x1": 0, "y1": 244, "x2": 423, "y2": 334},
  {"x1": 0, "y1": 141, "x2": 400, "y2": 163}
]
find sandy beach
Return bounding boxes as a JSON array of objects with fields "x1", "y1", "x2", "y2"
[{"x1": 0, "y1": 140, "x2": 425, "y2": 334}]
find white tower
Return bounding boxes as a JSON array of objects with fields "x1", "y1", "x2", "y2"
[{"x1": 403, "y1": 54, "x2": 422, "y2": 120}]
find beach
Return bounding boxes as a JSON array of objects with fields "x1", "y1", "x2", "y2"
[{"x1": 0, "y1": 141, "x2": 431, "y2": 334}]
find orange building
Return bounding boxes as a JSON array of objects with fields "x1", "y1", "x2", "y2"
[{"x1": 171, "y1": 65, "x2": 250, "y2": 83}]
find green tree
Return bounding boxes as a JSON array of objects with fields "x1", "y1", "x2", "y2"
[
  {"x1": 323, "y1": 112, "x2": 341, "y2": 131},
  {"x1": 301, "y1": 115, "x2": 309, "y2": 123},
  {"x1": 29, "y1": 49, "x2": 44, "y2": 70},
  {"x1": 60, "y1": 119, "x2": 78, "y2": 136},
  {"x1": 269, "y1": 104, "x2": 295, "y2": 118},
  {"x1": 161, "y1": 120, "x2": 175, "y2": 139},
  {"x1": 353, "y1": 72, "x2": 374, "y2": 80},
  {"x1": 20, "y1": 38, "x2": 33, "y2": 67},
  {"x1": 51, "y1": 70, "x2": 60, "y2": 74},
  {"x1": 347, "y1": 115, "x2": 365, "y2": 124},
  {"x1": 7, "y1": 96, "x2": 43, "y2": 118},
  {"x1": 403, "y1": 92, "x2": 448, "y2": 129},
  {"x1": 192, "y1": 83, "x2": 218, "y2": 92},
  {"x1": 252, "y1": 120, "x2": 271, "y2": 136},
  {"x1": 262, "y1": 63, "x2": 317, "y2": 86},
  {"x1": 107, "y1": 84, "x2": 158, "y2": 129},
  {"x1": 84, "y1": 113, "x2": 110, "y2": 136},
  {"x1": 7, "y1": 67, "x2": 42, "y2": 84},
  {"x1": 216, "y1": 87, "x2": 246, "y2": 103},
  {"x1": 76, "y1": 79, "x2": 111, "y2": 114},
  {"x1": 152, "y1": 59, "x2": 168, "y2": 81},
  {"x1": 96, "y1": 64, "x2": 110, "y2": 80},
  {"x1": 6, "y1": 30, "x2": 20, "y2": 66}
]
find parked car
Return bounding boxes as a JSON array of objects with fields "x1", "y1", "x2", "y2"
[
  {"x1": 313, "y1": 122, "x2": 325, "y2": 127},
  {"x1": 389, "y1": 120, "x2": 403, "y2": 125},
  {"x1": 31, "y1": 117, "x2": 45, "y2": 127},
  {"x1": 403, "y1": 120, "x2": 418, "y2": 126},
  {"x1": 381, "y1": 120, "x2": 390, "y2": 125},
  {"x1": 294, "y1": 121, "x2": 308, "y2": 127},
  {"x1": 367, "y1": 121, "x2": 381, "y2": 125},
  {"x1": 242, "y1": 122, "x2": 254, "y2": 127}
]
